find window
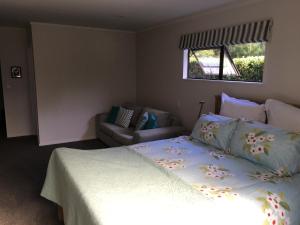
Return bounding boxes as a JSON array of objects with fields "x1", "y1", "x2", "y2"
[
  {"x1": 188, "y1": 49, "x2": 221, "y2": 80},
  {"x1": 180, "y1": 20, "x2": 272, "y2": 82},
  {"x1": 186, "y1": 42, "x2": 266, "y2": 82}
]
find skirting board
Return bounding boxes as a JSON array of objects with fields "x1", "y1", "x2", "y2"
[{"x1": 38, "y1": 135, "x2": 96, "y2": 146}]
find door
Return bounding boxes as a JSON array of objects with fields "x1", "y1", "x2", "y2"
[{"x1": 0, "y1": 65, "x2": 7, "y2": 140}]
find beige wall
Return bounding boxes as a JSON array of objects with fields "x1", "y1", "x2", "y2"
[
  {"x1": 3, "y1": 0, "x2": 297, "y2": 143},
  {"x1": 0, "y1": 27, "x2": 36, "y2": 137},
  {"x1": 136, "y1": 0, "x2": 300, "y2": 129},
  {"x1": 31, "y1": 23, "x2": 136, "y2": 145}
]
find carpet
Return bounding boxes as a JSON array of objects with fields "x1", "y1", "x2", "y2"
[{"x1": 0, "y1": 135, "x2": 105, "y2": 225}]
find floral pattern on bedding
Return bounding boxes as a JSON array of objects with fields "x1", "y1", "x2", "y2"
[
  {"x1": 200, "y1": 164, "x2": 233, "y2": 180},
  {"x1": 249, "y1": 169, "x2": 291, "y2": 184},
  {"x1": 192, "y1": 184, "x2": 239, "y2": 200},
  {"x1": 128, "y1": 136, "x2": 300, "y2": 225},
  {"x1": 199, "y1": 122, "x2": 220, "y2": 142},
  {"x1": 243, "y1": 130, "x2": 275, "y2": 157},
  {"x1": 167, "y1": 135, "x2": 191, "y2": 144},
  {"x1": 163, "y1": 146, "x2": 188, "y2": 156},
  {"x1": 154, "y1": 159, "x2": 185, "y2": 170},
  {"x1": 209, "y1": 151, "x2": 226, "y2": 160},
  {"x1": 257, "y1": 191, "x2": 291, "y2": 225}
]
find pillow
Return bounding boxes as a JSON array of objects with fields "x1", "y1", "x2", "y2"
[
  {"x1": 143, "y1": 107, "x2": 170, "y2": 127},
  {"x1": 191, "y1": 114, "x2": 238, "y2": 151},
  {"x1": 106, "y1": 106, "x2": 120, "y2": 123},
  {"x1": 135, "y1": 112, "x2": 149, "y2": 130},
  {"x1": 220, "y1": 92, "x2": 266, "y2": 123},
  {"x1": 123, "y1": 103, "x2": 143, "y2": 127},
  {"x1": 265, "y1": 99, "x2": 300, "y2": 132},
  {"x1": 144, "y1": 113, "x2": 158, "y2": 129},
  {"x1": 230, "y1": 120, "x2": 300, "y2": 175},
  {"x1": 115, "y1": 107, "x2": 134, "y2": 128}
]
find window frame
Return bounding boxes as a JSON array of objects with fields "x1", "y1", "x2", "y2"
[
  {"x1": 188, "y1": 46, "x2": 222, "y2": 81},
  {"x1": 222, "y1": 46, "x2": 241, "y2": 80},
  {"x1": 185, "y1": 43, "x2": 265, "y2": 83}
]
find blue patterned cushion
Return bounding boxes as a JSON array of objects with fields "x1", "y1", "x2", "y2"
[
  {"x1": 106, "y1": 106, "x2": 120, "y2": 123},
  {"x1": 230, "y1": 120, "x2": 300, "y2": 175},
  {"x1": 144, "y1": 113, "x2": 158, "y2": 129},
  {"x1": 191, "y1": 114, "x2": 238, "y2": 151},
  {"x1": 135, "y1": 112, "x2": 149, "y2": 130}
]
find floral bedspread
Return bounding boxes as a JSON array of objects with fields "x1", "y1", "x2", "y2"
[{"x1": 129, "y1": 136, "x2": 300, "y2": 225}]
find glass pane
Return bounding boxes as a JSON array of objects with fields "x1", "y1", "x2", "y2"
[
  {"x1": 226, "y1": 43, "x2": 266, "y2": 82},
  {"x1": 188, "y1": 49, "x2": 220, "y2": 80},
  {"x1": 222, "y1": 51, "x2": 239, "y2": 80}
]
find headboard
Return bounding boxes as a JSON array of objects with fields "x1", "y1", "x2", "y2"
[{"x1": 214, "y1": 95, "x2": 222, "y2": 114}]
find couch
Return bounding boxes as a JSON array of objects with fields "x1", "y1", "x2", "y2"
[{"x1": 96, "y1": 105, "x2": 186, "y2": 147}]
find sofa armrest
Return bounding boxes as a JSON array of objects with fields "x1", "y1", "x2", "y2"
[
  {"x1": 95, "y1": 112, "x2": 109, "y2": 124},
  {"x1": 133, "y1": 126, "x2": 186, "y2": 143}
]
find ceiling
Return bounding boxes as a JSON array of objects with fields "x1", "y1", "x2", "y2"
[{"x1": 0, "y1": 0, "x2": 258, "y2": 31}]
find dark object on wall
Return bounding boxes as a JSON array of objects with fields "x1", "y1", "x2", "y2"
[{"x1": 11, "y1": 66, "x2": 22, "y2": 78}]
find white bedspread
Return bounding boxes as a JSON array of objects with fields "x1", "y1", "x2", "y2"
[
  {"x1": 41, "y1": 137, "x2": 300, "y2": 225},
  {"x1": 41, "y1": 147, "x2": 212, "y2": 225}
]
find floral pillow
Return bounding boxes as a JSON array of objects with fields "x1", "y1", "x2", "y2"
[
  {"x1": 191, "y1": 114, "x2": 238, "y2": 151},
  {"x1": 230, "y1": 120, "x2": 300, "y2": 175}
]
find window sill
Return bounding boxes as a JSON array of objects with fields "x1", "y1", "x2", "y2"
[{"x1": 182, "y1": 77, "x2": 264, "y2": 85}]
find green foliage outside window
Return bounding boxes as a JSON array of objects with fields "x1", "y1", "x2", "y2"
[
  {"x1": 231, "y1": 56, "x2": 264, "y2": 82},
  {"x1": 227, "y1": 43, "x2": 265, "y2": 58},
  {"x1": 188, "y1": 42, "x2": 266, "y2": 82}
]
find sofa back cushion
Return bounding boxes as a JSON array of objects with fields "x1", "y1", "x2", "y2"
[
  {"x1": 169, "y1": 115, "x2": 181, "y2": 126},
  {"x1": 106, "y1": 106, "x2": 120, "y2": 123},
  {"x1": 144, "y1": 107, "x2": 170, "y2": 128}
]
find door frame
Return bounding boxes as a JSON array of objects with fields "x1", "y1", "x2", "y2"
[{"x1": 0, "y1": 64, "x2": 7, "y2": 138}]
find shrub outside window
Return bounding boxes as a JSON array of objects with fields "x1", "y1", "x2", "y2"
[{"x1": 187, "y1": 42, "x2": 266, "y2": 82}]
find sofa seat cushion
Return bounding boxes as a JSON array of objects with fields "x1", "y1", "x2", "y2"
[
  {"x1": 112, "y1": 132, "x2": 134, "y2": 146},
  {"x1": 99, "y1": 122, "x2": 134, "y2": 145},
  {"x1": 99, "y1": 122, "x2": 128, "y2": 137}
]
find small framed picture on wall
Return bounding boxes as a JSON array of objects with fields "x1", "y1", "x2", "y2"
[{"x1": 11, "y1": 66, "x2": 22, "y2": 78}]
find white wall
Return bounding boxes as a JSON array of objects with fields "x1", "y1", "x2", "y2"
[
  {"x1": 136, "y1": 0, "x2": 300, "y2": 129},
  {"x1": 0, "y1": 27, "x2": 36, "y2": 137},
  {"x1": 31, "y1": 23, "x2": 136, "y2": 145}
]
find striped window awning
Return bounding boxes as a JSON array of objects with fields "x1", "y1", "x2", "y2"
[{"x1": 179, "y1": 19, "x2": 273, "y2": 49}]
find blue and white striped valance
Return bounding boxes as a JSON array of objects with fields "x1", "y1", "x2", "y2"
[{"x1": 179, "y1": 19, "x2": 273, "y2": 49}]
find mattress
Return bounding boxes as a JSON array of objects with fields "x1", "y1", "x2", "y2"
[{"x1": 41, "y1": 136, "x2": 300, "y2": 225}]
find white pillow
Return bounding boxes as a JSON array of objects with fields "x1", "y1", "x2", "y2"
[
  {"x1": 220, "y1": 93, "x2": 266, "y2": 123},
  {"x1": 265, "y1": 99, "x2": 300, "y2": 132}
]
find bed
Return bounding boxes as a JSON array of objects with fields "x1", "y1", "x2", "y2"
[
  {"x1": 42, "y1": 136, "x2": 300, "y2": 225},
  {"x1": 41, "y1": 94, "x2": 300, "y2": 225}
]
